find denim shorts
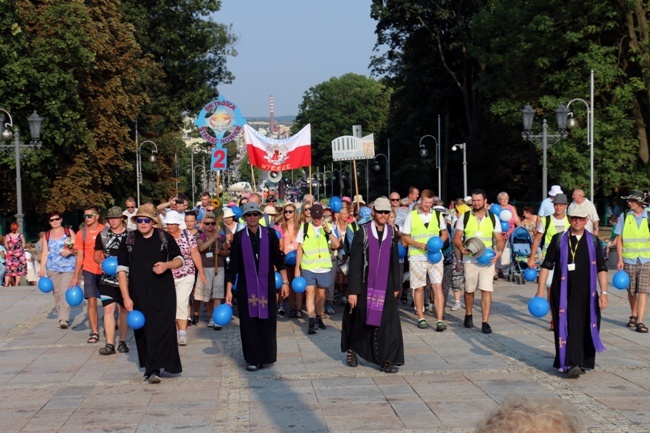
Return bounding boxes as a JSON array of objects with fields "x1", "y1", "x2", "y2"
[
  {"x1": 83, "y1": 270, "x2": 101, "y2": 299},
  {"x1": 301, "y1": 269, "x2": 333, "y2": 289}
]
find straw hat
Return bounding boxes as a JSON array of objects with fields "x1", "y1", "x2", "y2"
[{"x1": 131, "y1": 203, "x2": 159, "y2": 225}]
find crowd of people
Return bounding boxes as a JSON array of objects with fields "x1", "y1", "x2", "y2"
[{"x1": 23, "y1": 183, "x2": 650, "y2": 383}]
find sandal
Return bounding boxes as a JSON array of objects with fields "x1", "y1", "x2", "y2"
[
  {"x1": 346, "y1": 350, "x2": 358, "y2": 367},
  {"x1": 628, "y1": 316, "x2": 638, "y2": 328},
  {"x1": 636, "y1": 323, "x2": 648, "y2": 333},
  {"x1": 87, "y1": 333, "x2": 100, "y2": 344}
]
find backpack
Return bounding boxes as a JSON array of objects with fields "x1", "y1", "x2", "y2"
[
  {"x1": 344, "y1": 221, "x2": 360, "y2": 255},
  {"x1": 126, "y1": 228, "x2": 169, "y2": 259},
  {"x1": 45, "y1": 227, "x2": 72, "y2": 243}
]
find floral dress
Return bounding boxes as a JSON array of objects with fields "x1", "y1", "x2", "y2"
[
  {"x1": 172, "y1": 230, "x2": 197, "y2": 279},
  {"x1": 5, "y1": 233, "x2": 26, "y2": 277}
]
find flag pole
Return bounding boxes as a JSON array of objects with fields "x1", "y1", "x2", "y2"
[
  {"x1": 353, "y1": 160, "x2": 359, "y2": 202},
  {"x1": 216, "y1": 171, "x2": 221, "y2": 203},
  {"x1": 309, "y1": 166, "x2": 312, "y2": 196},
  {"x1": 250, "y1": 164, "x2": 256, "y2": 191}
]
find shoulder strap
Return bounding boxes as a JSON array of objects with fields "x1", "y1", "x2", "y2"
[
  {"x1": 303, "y1": 222, "x2": 310, "y2": 239},
  {"x1": 489, "y1": 211, "x2": 496, "y2": 228},
  {"x1": 463, "y1": 211, "x2": 470, "y2": 227},
  {"x1": 100, "y1": 227, "x2": 110, "y2": 250},
  {"x1": 82, "y1": 226, "x2": 87, "y2": 244},
  {"x1": 45, "y1": 230, "x2": 50, "y2": 243},
  {"x1": 64, "y1": 227, "x2": 71, "y2": 238},
  {"x1": 540, "y1": 216, "x2": 552, "y2": 249}
]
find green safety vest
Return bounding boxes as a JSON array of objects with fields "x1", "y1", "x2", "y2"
[
  {"x1": 464, "y1": 212, "x2": 496, "y2": 249},
  {"x1": 408, "y1": 210, "x2": 441, "y2": 257},
  {"x1": 300, "y1": 223, "x2": 332, "y2": 270},
  {"x1": 542, "y1": 215, "x2": 570, "y2": 255},
  {"x1": 621, "y1": 212, "x2": 650, "y2": 260}
]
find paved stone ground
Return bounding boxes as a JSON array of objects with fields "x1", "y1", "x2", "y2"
[{"x1": 1, "y1": 268, "x2": 650, "y2": 432}]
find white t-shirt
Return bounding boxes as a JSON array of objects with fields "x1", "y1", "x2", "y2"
[
  {"x1": 296, "y1": 223, "x2": 334, "y2": 273},
  {"x1": 536, "y1": 215, "x2": 567, "y2": 235},
  {"x1": 402, "y1": 209, "x2": 448, "y2": 262}
]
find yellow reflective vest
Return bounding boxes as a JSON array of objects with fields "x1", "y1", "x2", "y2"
[
  {"x1": 621, "y1": 212, "x2": 650, "y2": 260},
  {"x1": 408, "y1": 210, "x2": 441, "y2": 257},
  {"x1": 300, "y1": 223, "x2": 333, "y2": 270}
]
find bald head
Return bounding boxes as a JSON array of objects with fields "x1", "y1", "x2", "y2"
[{"x1": 572, "y1": 189, "x2": 585, "y2": 204}]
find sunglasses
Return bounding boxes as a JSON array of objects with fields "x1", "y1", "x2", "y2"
[
  {"x1": 304, "y1": 208, "x2": 311, "y2": 212},
  {"x1": 399, "y1": 204, "x2": 409, "y2": 208},
  {"x1": 83, "y1": 214, "x2": 98, "y2": 219},
  {"x1": 49, "y1": 217, "x2": 62, "y2": 222},
  {"x1": 390, "y1": 198, "x2": 400, "y2": 202},
  {"x1": 284, "y1": 210, "x2": 295, "y2": 214},
  {"x1": 375, "y1": 210, "x2": 390, "y2": 215},
  {"x1": 570, "y1": 216, "x2": 586, "y2": 221},
  {"x1": 126, "y1": 206, "x2": 135, "y2": 209},
  {"x1": 245, "y1": 212, "x2": 262, "y2": 217},
  {"x1": 203, "y1": 221, "x2": 216, "y2": 226},
  {"x1": 136, "y1": 217, "x2": 153, "y2": 224}
]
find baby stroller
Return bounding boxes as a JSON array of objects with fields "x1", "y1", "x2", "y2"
[{"x1": 507, "y1": 226, "x2": 537, "y2": 284}]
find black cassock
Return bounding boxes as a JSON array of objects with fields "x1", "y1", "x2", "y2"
[
  {"x1": 226, "y1": 226, "x2": 286, "y2": 366},
  {"x1": 117, "y1": 229, "x2": 182, "y2": 375},
  {"x1": 542, "y1": 233, "x2": 607, "y2": 370},
  {"x1": 341, "y1": 226, "x2": 404, "y2": 366}
]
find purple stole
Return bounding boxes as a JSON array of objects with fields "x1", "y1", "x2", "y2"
[
  {"x1": 366, "y1": 223, "x2": 393, "y2": 327},
  {"x1": 241, "y1": 227, "x2": 270, "y2": 319},
  {"x1": 558, "y1": 231, "x2": 606, "y2": 371}
]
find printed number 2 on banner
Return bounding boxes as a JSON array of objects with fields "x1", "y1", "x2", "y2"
[{"x1": 212, "y1": 148, "x2": 227, "y2": 170}]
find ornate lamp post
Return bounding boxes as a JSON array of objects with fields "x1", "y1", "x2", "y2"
[
  {"x1": 419, "y1": 134, "x2": 441, "y2": 197},
  {"x1": 0, "y1": 109, "x2": 43, "y2": 234}
]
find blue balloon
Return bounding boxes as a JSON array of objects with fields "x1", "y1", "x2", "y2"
[
  {"x1": 38, "y1": 277, "x2": 54, "y2": 293},
  {"x1": 426, "y1": 236, "x2": 444, "y2": 253},
  {"x1": 523, "y1": 267, "x2": 537, "y2": 282},
  {"x1": 285, "y1": 250, "x2": 297, "y2": 266},
  {"x1": 127, "y1": 310, "x2": 145, "y2": 329},
  {"x1": 490, "y1": 204, "x2": 502, "y2": 216},
  {"x1": 65, "y1": 285, "x2": 84, "y2": 306},
  {"x1": 500, "y1": 220, "x2": 510, "y2": 232},
  {"x1": 213, "y1": 304, "x2": 233, "y2": 326},
  {"x1": 275, "y1": 272, "x2": 283, "y2": 290},
  {"x1": 528, "y1": 296, "x2": 550, "y2": 318},
  {"x1": 292, "y1": 276, "x2": 307, "y2": 293},
  {"x1": 477, "y1": 248, "x2": 496, "y2": 265},
  {"x1": 397, "y1": 244, "x2": 407, "y2": 259},
  {"x1": 231, "y1": 206, "x2": 243, "y2": 219},
  {"x1": 427, "y1": 251, "x2": 442, "y2": 263},
  {"x1": 101, "y1": 256, "x2": 118, "y2": 276},
  {"x1": 275, "y1": 229, "x2": 282, "y2": 240},
  {"x1": 329, "y1": 196, "x2": 342, "y2": 213},
  {"x1": 613, "y1": 270, "x2": 630, "y2": 290}
]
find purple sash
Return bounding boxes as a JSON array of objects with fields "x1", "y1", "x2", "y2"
[
  {"x1": 558, "y1": 231, "x2": 606, "y2": 371},
  {"x1": 366, "y1": 223, "x2": 393, "y2": 327},
  {"x1": 241, "y1": 227, "x2": 270, "y2": 319}
]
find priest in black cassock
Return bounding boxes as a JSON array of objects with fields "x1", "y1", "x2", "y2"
[
  {"x1": 117, "y1": 204, "x2": 184, "y2": 384},
  {"x1": 535, "y1": 202, "x2": 608, "y2": 378},
  {"x1": 341, "y1": 197, "x2": 404, "y2": 373},
  {"x1": 225, "y1": 202, "x2": 289, "y2": 372}
]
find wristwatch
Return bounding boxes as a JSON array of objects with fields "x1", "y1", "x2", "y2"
[{"x1": 282, "y1": 281, "x2": 289, "y2": 285}]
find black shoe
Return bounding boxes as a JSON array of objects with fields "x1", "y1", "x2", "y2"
[
  {"x1": 380, "y1": 362, "x2": 399, "y2": 374},
  {"x1": 482, "y1": 322, "x2": 492, "y2": 334},
  {"x1": 567, "y1": 365, "x2": 581, "y2": 378},
  {"x1": 464, "y1": 314, "x2": 473, "y2": 329},
  {"x1": 308, "y1": 321, "x2": 318, "y2": 335},
  {"x1": 192, "y1": 315, "x2": 199, "y2": 325},
  {"x1": 346, "y1": 350, "x2": 358, "y2": 367},
  {"x1": 316, "y1": 316, "x2": 326, "y2": 330},
  {"x1": 288, "y1": 309, "x2": 297, "y2": 318},
  {"x1": 214, "y1": 325, "x2": 222, "y2": 331},
  {"x1": 98, "y1": 344, "x2": 116, "y2": 355},
  {"x1": 117, "y1": 341, "x2": 129, "y2": 353}
]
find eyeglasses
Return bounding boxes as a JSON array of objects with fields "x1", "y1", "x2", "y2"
[
  {"x1": 126, "y1": 206, "x2": 135, "y2": 209},
  {"x1": 203, "y1": 221, "x2": 216, "y2": 226},
  {"x1": 375, "y1": 210, "x2": 390, "y2": 215},
  {"x1": 284, "y1": 210, "x2": 295, "y2": 214},
  {"x1": 83, "y1": 214, "x2": 98, "y2": 219},
  {"x1": 136, "y1": 217, "x2": 153, "y2": 224},
  {"x1": 245, "y1": 212, "x2": 262, "y2": 217},
  {"x1": 49, "y1": 217, "x2": 61, "y2": 222},
  {"x1": 390, "y1": 198, "x2": 400, "y2": 202}
]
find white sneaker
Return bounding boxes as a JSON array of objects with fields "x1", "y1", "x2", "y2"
[
  {"x1": 208, "y1": 319, "x2": 215, "y2": 328},
  {"x1": 178, "y1": 334, "x2": 187, "y2": 346},
  {"x1": 451, "y1": 301, "x2": 462, "y2": 311}
]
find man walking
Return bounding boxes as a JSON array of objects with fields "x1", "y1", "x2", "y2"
[
  {"x1": 123, "y1": 198, "x2": 138, "y2": 231},
  {"x1": 568, "y1": 189, "x2": 600, "y2": 234},
  {"x1": 94, "y1": 206, "x2": 129, "y2": 355},
  {"x1": 528, "y1": 193, "x2": 570, "y2": 283},
  {"x1": 615, "y1": 190, "x2": 650, "y2": 333},
  {"x1": 453, "y1": 189, "x2": 504, "y2": 334},
  {"x1": 225, "y1": 202, "x2": 289, "y2": 371},
  {"x1": 341, "y1": 197, "x2": 404, "y2": 373},
  {"x1": 72, "y1": 205, "x2": 104, "y2": 344},
  {"x1": 401, "y1": 189, "x2": 449, "y2": 331}
]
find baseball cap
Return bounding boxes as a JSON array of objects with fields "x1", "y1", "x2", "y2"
[
  {"x1": 310, "y1": 203, "x2": 324, "y2": 219},
  {"x1": 373, "y1": 197, "x2": 391, "y2": 212},
  {"x1": 242, "y1": 202, "x2": 262, "y2": 215}
]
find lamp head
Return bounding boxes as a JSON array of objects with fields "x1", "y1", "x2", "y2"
[
  {"x1": 419, "y1": 148, "x2": 429, "y2": 158},
  {"x1": 521, "y1": 104, "x2": 535, "y2": 132},
  {"x1": 1, "y1": 128, "x2": 12, "y2": 141},
  {"x1": 452, "y1": 145, "x2": 458, "y2": 152},
  {"x1": 566, "y1": 116, "x2": 579, "y2": 130},
  {"x1": 149, "y1": 152, "x2": 157, "y2": 163}
]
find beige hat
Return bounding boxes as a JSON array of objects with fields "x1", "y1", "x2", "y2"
[
  {"x1": 263, "y1": 205, "x2": 278, "y2": 215},
  {"x1": 222, "y1": 207, "x2": 235, "y2": 219},
  {"x1": 131, "y1": 203, "x2": 159, "y2": 225},
  {"x1": 373, "y1": 197, "x2": 391, "y2": 212},
  {"x1": 353, "y1": 194, "x2": 365, "y2": 205},
  {"x1": 163, "y1": 210, "x2": 183, "y2": 225},
  {"x1": 568, "y1": 202, "x2": 590, "y2": 218}
]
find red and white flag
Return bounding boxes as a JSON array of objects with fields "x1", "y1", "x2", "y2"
[{"x1": 244, "y1": 124, "x2": 311, "y2": 171}]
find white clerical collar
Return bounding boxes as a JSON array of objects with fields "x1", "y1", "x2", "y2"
[{"x1": 370, "y1": 222, "x2": 389, "y2": 241}]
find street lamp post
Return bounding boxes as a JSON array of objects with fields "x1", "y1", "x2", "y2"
[
  {"x1": 452, "y1": 143, "x2": 468, "y2": 197},
  {"x1": 373, "y1": 153, "x2": 389, "y2": 194},
  {"x1": 0, "y1": 109, "x2": 43, "y2": 234},
  {"x1": 136, "y1": 140, "x2": 158, "y2": 207},
  {"x1": 521, "y1": 104, "x2": 569, "y2": 201},
  {"x1": 419, "y1": 134, "x2": 440, "y2": 197},
  {"x1": 563, "y1": 70, "x2": 595, "y2": 202}
]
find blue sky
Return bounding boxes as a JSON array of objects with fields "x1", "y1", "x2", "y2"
[{"x1": 215, "y1": 1, "x2": 380, "y2": 118}]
